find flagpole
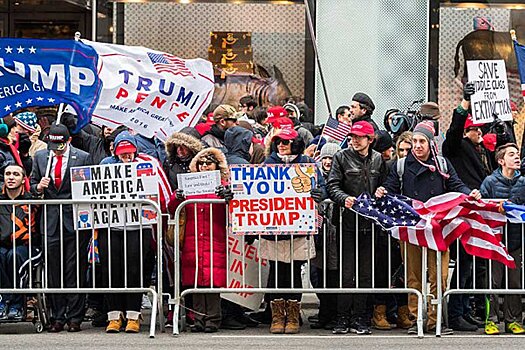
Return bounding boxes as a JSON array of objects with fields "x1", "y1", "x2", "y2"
[{"x1": 92, "y1": 0, "x2": 97, "y2": 41}]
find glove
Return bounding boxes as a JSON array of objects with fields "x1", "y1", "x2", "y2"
[
  {"x1": 494, "y1": 119, "x2": 506, "y2": 135},
  {"x1": 215, "y1": 185, "x2": 234, "y2": 202},
  {"x1": 18, "y1": 133, "x2": 31, "y2": 155},
  {"x1": 310, "y1": 187, "x2": 324, "y2": 203},
  {"x1": 175, "y1": 189, "x2": 186, "y2": 201},
  {"x1": 61, "y1": 112, "x2": 77, "y2": 133},
  {"x1": 463, "y1": 82, "x2": 475, "y2": 101}
]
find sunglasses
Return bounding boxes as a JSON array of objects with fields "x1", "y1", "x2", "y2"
[
  {"x1": 198, "y1": 161, "x2": 216, "y2": 166},
  {"x1": 277, "y1": 139, "x2": 292, "y2": 146}
]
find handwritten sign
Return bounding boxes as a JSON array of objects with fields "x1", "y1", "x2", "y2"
[
  {"x1": 177, "y1": 170, "x2": 220, "y2": 196},
  {"x1": 467, "y1": 59, "x2": 512, "y2": 123},
  {"x1": 71, "y1": 162, "x2": 159, "y2": 229},
  {"x1": 229, "y1": 164, "x2": 318, "y2": 235},
  {"x1": 221, "y1": 236, "x2": 269, "y2": 311}
]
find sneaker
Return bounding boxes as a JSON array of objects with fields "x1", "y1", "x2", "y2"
[
  {"x1": 165, "y1": 310, "x2": 173, "y2": 328},
  {"x1": 485, "y1": 321, "x2": 500, "y2": 335},
  {"x1": 141, "y1": 294, "x2": 152, "y2": 310},
  {"x1": 7, "y1": 306, "x2": 23, "y2": 320},
  {"x1": 350, "y1": 318, "x2": 372, "y2": 335},
  {"x1": 505, "y1": 321, "x2": 525, "y2": 334},
  {"x1": 332, "y1": 317, "x2": 349, "y2": 334},
  {"x1": 407, "y1": 324, "x2": 418, "y2": 335},
  {"x1": 427, "y1": 324, "x2": 454, "y2": 335},
  {"x1": 0, "y1": 303, "x2": 8, "y2": 320},
  {"x1": 125, "y1": 318, "x2": 140, "y2": 333}
]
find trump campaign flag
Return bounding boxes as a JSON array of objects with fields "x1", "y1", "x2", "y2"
[
  {"x1": 514, "y1": 39, "x2": 525, "y2": 100},
  {"x1": 0, "y1": 38, "x2": 102, "y2": 132},
  {"x1": 86, "y1": 40, "x2": 214, "y2": 140}
]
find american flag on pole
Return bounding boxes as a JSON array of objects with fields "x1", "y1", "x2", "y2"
[
  {"x1": 147, "y1": 52, "x2": 194, "y2": 78},
  {"x1": 352, "y1": 192, "x2": 515, "y2": 268},
  {"x1": 323, "y1": 117, "x2": 352, "y2": 143},
  {"x1": 514, "y1": 39, "x2": 525, "y2": 100}
]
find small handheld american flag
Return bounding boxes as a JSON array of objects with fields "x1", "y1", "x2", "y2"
[{"x1": 323, "y1": 117, "x2": 352, "y2": 143}]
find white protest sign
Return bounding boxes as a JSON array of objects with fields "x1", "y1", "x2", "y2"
[
  {"x1": 85, "y1": 40, "x2": 215, "y2": 140},
  {"x1": 467, "y1": 59, "x2": 512, "y2": 123},
  {"x1": 71, "y1": 162, "x2": 159, "y2": 229},
  {"x1": 229, "y1": 164, "x2": 318, "y2": 235},
  {"x1": 221, "y1": 235, "x2": 269, "y2": 311},
  {"x1": 177, "y1": 170, "x2": 220, "y2": 196}
]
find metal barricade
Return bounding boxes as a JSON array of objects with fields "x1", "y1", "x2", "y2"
[
  {"x1": 436, "y1": 222, "x2": 525, "y2": 336},
  {"x1": 169, "y1": 198, "x2": 425, "y2": 337},
  {"x1": 0, "y1": 198, "x2": 163, "y2": 338}
]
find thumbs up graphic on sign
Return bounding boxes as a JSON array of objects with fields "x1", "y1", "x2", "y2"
[{"x1": 291, "y1": 164, "x2": 312, "y2": 193}]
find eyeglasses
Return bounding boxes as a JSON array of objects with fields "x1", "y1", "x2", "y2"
[
  {"x1": 277, "y1": 139, "x2": 292, "y2": 146},
  {"x1": 198, "y1": 161, "x2": 215, "y2": 167}
]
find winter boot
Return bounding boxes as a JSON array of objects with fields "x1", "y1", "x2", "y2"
[
  {"x1": 284, "y1": 300, "x2": 301, "y2": 334},
  {"x1": 270, "y1": 299, "x2": 286, "y2": 334},
  {"x1": 372, "y1": 305, "x2": 392, "y2": 330},
  {"x1": 397, "y1": 305, "x2": 412, "y2": 329}
]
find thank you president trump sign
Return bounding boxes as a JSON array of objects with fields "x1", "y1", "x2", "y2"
[{"x1": 229, "y1": 164, "x2": 318, "y2": 235}]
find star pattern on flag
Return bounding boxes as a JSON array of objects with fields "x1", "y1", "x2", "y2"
[{"x1": 4, "y1": 46, "x2": 12, "y2": 54}]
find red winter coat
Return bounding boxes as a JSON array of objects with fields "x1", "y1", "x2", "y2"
[{"x1": 168, "y1": 192, "x2": 227, "y2": 288}]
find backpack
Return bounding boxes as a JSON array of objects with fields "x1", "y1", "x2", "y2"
[{"x1": 396, "y1": 155, "x2": 448, "y2": 191}]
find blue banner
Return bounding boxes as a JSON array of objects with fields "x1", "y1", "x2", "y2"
[
  {"x1": 514, "y1": 40, "x2": 525, "y2": 98},
  {"x1": 0, "y1": 38, "x2": 102, "y2": 132}
]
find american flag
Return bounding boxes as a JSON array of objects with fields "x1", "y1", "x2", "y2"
[
  {"x1": 147, "y1": 52, "x2": 194, "y2": 78},
  {"x1": 352, "y1": 192, "x2": 515, "y2": 268},
  {"x1": 136, "y1": 154, "x2": 172, "y2": 212},
  {"x1": 322, "y1": 117, "x2": 352, "y2": 143},
  {"x1": 514, "y1": 39, "x2": 525, "y2": 99}
]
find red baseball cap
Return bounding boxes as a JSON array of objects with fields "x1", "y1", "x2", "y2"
[
  {"x1": 464, "y1": 114, "x2": 484, "y2": 130},
  {"x1": 271, "y1": 126, "x2": 299, "y2": 141},
  {"x1": 266, "y1": 106, "x2": 289, "y2": 124},
  {"x1": 270, "y1": 116, "x2": 294, "y2": 129},
  {"x1": 349, "y1": 121, "x2": 375, "y2": 137},
  {"x1": 115, "y1": 140, "x2": 137, "y2": 155}
]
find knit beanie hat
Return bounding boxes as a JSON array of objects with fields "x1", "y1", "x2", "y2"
[
  {"x1": 14, "y1": 112, "x2": 38, "y2": 133},
  {"x1": 373, "y1": 130, "x2": 393, "y2": 153},
  {"x1": 319, "y1": 142, "x2": 341, "y2": 159},
  {"x1": 412, "y1": 121, "x2": 435, "y2": 143}
]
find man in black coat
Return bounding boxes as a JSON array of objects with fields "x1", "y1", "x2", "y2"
[
  {"x1": 350, "y1": 93, "x2": 379, "y2": 132},
  {"x1": 376, "y1": 121, "x2": 480, "y2": 335},
  {"x1": 30, "y1": 124, "x2": 92, "y2": 333},
  {"x1": 327, "y1": 121, "x2": 387, "y2": 335}
]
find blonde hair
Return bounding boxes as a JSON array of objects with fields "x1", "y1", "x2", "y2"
[{"x1": 395, "y1": 131, "x2": 413, "y2": 159}]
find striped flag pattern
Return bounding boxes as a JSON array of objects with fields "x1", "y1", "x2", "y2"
[
  {"x1": 323, "y1": 117, "x2": 352, "y2": 143},
  {"x1": 147, "y1": 52, "x2": 194, "y2": 78}
]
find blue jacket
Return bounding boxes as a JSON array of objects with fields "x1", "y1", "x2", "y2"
[
  {"x1": 224, "y1": 126, "x2": 252, "y2": 165},
  {"x1": 482, "y1": 168, "x2": 522, "y2": 251}
]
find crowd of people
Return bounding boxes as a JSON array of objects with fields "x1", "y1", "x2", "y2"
[{"x1": 0, "y1": 84, "x2": 523, "y2": 337}]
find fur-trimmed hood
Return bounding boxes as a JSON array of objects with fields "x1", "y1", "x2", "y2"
[
  {"x1": 165, "y1": 131, "x2": 203, "y2": 162},
  {"x1": 189, "y1": 147, "x2": 229, "y2": 181}
]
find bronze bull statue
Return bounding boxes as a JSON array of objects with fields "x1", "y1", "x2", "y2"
[
  {"x1": 454, "y1": 30, "x2": 517, "y2": 80},
  {"x1": 212, "y1": 65, "x2": 292, "y2": 107}
]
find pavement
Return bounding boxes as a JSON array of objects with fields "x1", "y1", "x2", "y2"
[{"x1": 0, "y1": 299, "x2": 524, "y2": 350}]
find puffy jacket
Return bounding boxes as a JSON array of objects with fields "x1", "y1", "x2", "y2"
[
  {"x1": 382, "y1": 152, "x2": 471, "y2": 202},
  {"x1": 135, "y1": 134, "x2": 166, "y2": 164},
  {"x1": 224, "y1": 126, "x2": 252, "y2": 165},
  {"x1": 163, "y1": 132, "x2": 203, "y2": 190},
  {"x1": 482, "y1": 168, "x2": 521, "y2": 251}
]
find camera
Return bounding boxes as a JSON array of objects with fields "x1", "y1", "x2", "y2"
[{"x1": 384, "y1": 100, "x2": 440, "y2": 138}]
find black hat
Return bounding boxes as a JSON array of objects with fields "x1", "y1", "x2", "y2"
[
  {"x1": 373, "y1": 130, "x2": 393, "y2": 153},
  {"x1": 352, "y1": 92, "x2": 375, "y2": 114},
  {"x1": 47, "y1": 124, "x2": 70, "y2": 151}
]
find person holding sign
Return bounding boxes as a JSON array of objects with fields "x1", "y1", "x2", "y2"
[
  {"x1": 98, "y1": 131, "x2": 170, "y2": 334},
  {"x1": 261, "y1": 125, "x2": 326, "y2": 334},
  {"x1": 168, "y1": 147, "x2": 231, "y2": 334}
]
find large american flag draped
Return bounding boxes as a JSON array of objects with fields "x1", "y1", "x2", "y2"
[
  {"x1": 322, "y1": 117, "x2": 352, "y2": 143},
  {"x1": 147, "y1": 52, "x2": 194, "y2": 78},
  {"x1": 352, "y1": 192, "x2": 515, "y2": 268},
  {"x1": 514, "y1": 39, "x2": 525, "y2": 100}
]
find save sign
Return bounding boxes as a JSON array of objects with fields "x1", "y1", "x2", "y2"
[{"x1": 229, "y1": 164, "x2": 318, "y2": 235}]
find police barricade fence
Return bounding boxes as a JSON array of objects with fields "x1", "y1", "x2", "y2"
[
  {"x1": 0, "y1": 198, "x2": 163, "y2": 338},
  {"x1": 435, "y1": 213, "x2": 525, "y2": 337},
  {"x1": 169, "y1": 198, "x2": 426, "y2": 337}
]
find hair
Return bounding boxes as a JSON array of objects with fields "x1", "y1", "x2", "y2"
[
  {"x1": 395, "y1": 131, "x2": 413, "y2": 159},
  {"x1": 270, "y1": 136, "x2": 305, "y2": 156},
  {"x1": 252, "y1": 107, "x2": 268, "y2": 125},
  {"x1": 495, "y1": 143, "x2": 519, "y2": 163},
  {"x1": 239, "y1": 95, "x2": 257, "y2": 109},
  {"x1": 336, "y1": 105, "x2": 350, "y2": 117}
]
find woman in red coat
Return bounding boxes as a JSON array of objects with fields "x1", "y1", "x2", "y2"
[{"x1": 168, "y1": 147, "x2": 229, "y2": 333}]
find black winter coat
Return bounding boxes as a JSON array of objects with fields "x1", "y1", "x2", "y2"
[{"x1": 382, "y1": 153, "x2": 471, "y2": 202}]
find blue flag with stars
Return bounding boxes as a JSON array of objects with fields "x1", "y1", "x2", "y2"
[
  {"x1": 351, "y1": 192, "x2": 421, "y2": 230},
  {"x1": 0, "y1": 38, "x2": 102, "y2": 132}
]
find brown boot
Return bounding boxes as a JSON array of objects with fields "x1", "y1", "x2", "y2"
[
  {"x1": 284, "y1": 300, "x2": 301, "y2": 334},
  {"x1": 372, "y1": 305, "x2": 392, "y2": 330},
  {"x1": 397, "y1": 305, "x2": 412, "y2": 329},
  {"x1": 270, "y1": 299, "x2": 286, "y2": 334}
]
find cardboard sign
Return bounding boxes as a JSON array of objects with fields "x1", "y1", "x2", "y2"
[
  {"x1": 71, "y1": 162, "x2": 159, "y2": 229},
  {"x1": 229, "y1": 164, "x2": 318, "y2": 235},
  {"x1": 177, "y1": 170, "x2": 221, "y2": 196},
  {"x1": 221, "y1": 236, "x2": 269, "y2": 311},
  {"x1": 467, "y1": 59, "x2": 512, "y2": 123}
]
